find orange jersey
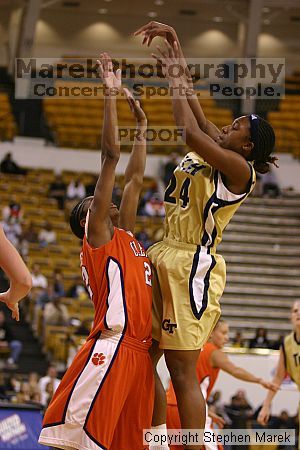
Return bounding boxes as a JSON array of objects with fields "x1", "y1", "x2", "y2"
[
  {"x1": 167, "y1": 342, "x2": 220, "y2": 406},
  {"x1": 80, "y1": 227, "x2": 152, "y2": 344},
  {"x1": 39, "y1": 227, "x2": 154, "y2": 450}
]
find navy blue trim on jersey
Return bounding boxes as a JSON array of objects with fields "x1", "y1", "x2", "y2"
[
  {"x1": 104, "y1": 259, "x2": 113, "y2": 331},
  {"x1": 206, "y1": 165, "x2": 254, "y2": 249},
  {"x1": 189, "y1": 245, "x2": 201, "y2": 318},
  {"x1": 199, "y1": 255, "x2": 217, "y2": 317},
  {"x1": 294, "y1": 332, "x2": 300, "y2": 345},
  {"x1": 42, "y1": 332, "x2": 101, "y2": 429},
  {"x1": 201, "y1": 171, "x2": 219, "y2": 246},
  {"x1": 189, "y1": 247, "x2": 216, "y2": 320},
  {"x1": 84, "y1": 427, "x2": 108, "y2": 450},
  {"x1": 83, "y1": 257, "x2": 127, "y2": 434}
]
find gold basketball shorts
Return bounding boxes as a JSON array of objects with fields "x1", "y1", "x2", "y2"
[{"x1": 147, "y1": 238, "x2": 226, "y2": 350}]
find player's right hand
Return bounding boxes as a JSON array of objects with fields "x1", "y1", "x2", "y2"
[
  {"x1": 97, "y1": 52, "x2": 121, "y2": 91},
  {"x1": 259, "y1": 379, "x2": 280, "y2": 392},
  {"x1": 0, "y1": 291, "x2": 20, "y2": 321},
  {"x1": 209, "y1": 411, "x2": 226, "y2": 428},
  {"x1": 257, "y1": 405, "x2": 270, "y2": 426}
]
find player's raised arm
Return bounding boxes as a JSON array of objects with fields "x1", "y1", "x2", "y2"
[
  {"x1": 0, "y1": 225, "x2": 32, "y2": 321},
  {"x1": 257, "y1": 348, "x2": 286, "y2": 426},
  {"x1": 87, "y1": 53, "x2": 121, "y2": 248},
  {"x1": 118, "y1": 89, "x2": 147, "y2": 234},
  {"x1": 211, "y1": 349, "x2": 279, "y2": 392},
  {"x1": 136, "y1": 21, "x2": 220, "y2": 140},
  {"x1": 154, "y1": 40, "x2": 252, "y2": 193}
]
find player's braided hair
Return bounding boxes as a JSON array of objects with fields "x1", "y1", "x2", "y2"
[
  {"x1": 248, "y1": 114, "x2": 278, "y2": 174},
  {"x1": 69, "y1": 197, "x2": 92, "y2": 239}
]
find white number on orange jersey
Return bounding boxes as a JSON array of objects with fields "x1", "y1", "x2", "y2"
[
  {"x1": 81, "y1": 266, "x2": 93, "y2": 299},
  {"x1": 144, "y1": 262, "x2": 152, "y2": 287}
]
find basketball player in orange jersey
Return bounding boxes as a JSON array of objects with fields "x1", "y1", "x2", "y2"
[
  {"x1": 39, "y1": 53, "x2": 154, "y2": 450},
  {"x1": 0, "y1": 224, "x2": 32, "y2": 321},
  {"x1": 166, "y1": 320, "x2": 278, "y2": 450}
]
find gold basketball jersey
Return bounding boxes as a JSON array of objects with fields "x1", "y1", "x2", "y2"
[
  {"x1": 283, "y1": 332, "x2": 300, "y2": 387},
  {"x1": 164, "y1": 151, "x2": 256, "y2": 250}
]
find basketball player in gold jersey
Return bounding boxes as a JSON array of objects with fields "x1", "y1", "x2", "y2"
[
  {"x1": 0, "y1": 224, "x2": 32, "y2": 320},
  {"x1": 258, "y1": 300, "x2": 300, "y2": 448},
  {"x1": 135, "y1": 22, "x2": 277, "y2": 450}
]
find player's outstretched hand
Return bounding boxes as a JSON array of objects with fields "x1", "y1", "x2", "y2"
[
  {"x1": 0, "y1": 291, "x2": 20, "y2": 321},
  {"x1": 259, "y1": 379, "x2": 280, "y2": 392},
  {"x1": 134, "y1": 21, "x2": 176, "y2": 47},
  {"x1": 97, "y1": 52, "x2": 121, "y2": 91},
  {"x1": 209, "y1": 411, "x2": 226, "y2": 429},
  {"x1": 123, "y1": 88, "x2": 147, "y2": 124},
  {"x1": 257, "y1": 405, "x2": 270, "y2": 426}
]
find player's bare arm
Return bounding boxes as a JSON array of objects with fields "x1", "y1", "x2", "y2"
[
  {"x1": 211, "y1": 349, "x2": 279, "y2": 392},
  {"x1": 136, "y1": 21, "x2": 220, "y2": 140},
  {"x1": 87, "y1": 53, "x2": 121, "y2": 248},
  {"x1": 154, "y1": 40, "x2": 251, "y2": 194},
  {"x1": 258, "y1": 348, "x2": 286, "y2": 426},
  {"x1": 0, "y1": 225, "x2": 32, "y2": 321},
  {"x1": 119, "y1": 89, "x2": 147, "y2": 233}
]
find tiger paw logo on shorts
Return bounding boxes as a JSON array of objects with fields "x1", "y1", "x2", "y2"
[{"x1": 92, "y1": 352, "x2": 106, "y2": 366}]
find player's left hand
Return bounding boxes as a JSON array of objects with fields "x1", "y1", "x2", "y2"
[
  {"x1": 123, "y1": 88, "x2": 147, "y2": 124},
  {"x1": 259, "y1": 379, "x2": 280, "y2": 392},
  {"x1": 134, "y1": 21, "x2": 176, "y2": 47},
  {"x1": 97, "y1": 52, "x2": 121, "y2": 91},
  {"x1": 0, "y1": 291, "x2": 20, "y2": 321},
  {"x1": 151, "y1": 39, "x2": 183, "y2": 82}
]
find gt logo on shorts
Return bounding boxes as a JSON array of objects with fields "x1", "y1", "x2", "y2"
[{"x1": 162, "y1": 319, "x2": 177, "y2": 334}]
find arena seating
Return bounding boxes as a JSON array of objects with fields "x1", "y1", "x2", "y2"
[
  {"x1": 219, "y1": 195, "x2": 300, "y2": 340},
  {"x1": 268, "y1": 94, "x2": 300, "y2": 157},
  {"x1": 0, "y1": 92, "x2": 17, "y2": 141},
  {"x1": 43, "y1": 86, "x2": 233, "y2": 153},
  {"x1": 1, "y1": 168, "x2": 300, "y2": 363}
]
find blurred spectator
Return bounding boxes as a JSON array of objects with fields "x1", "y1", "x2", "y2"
[
  {"x1": 45, "y1": 381, "x2": 55, "y2": 407},
  {"x1": 66, "y1": 179, "x2": 86, "y2": 201},
  {"x1": 75, "y1": 319, "x2": 92, "y2": 336},
  {"x1": 231, "y1": 331, "x2": 245, "y2": 348},
  {"x1": 44, "y1": 296, "x2": 70, "y2": 326},
  {"x1": 49, "y1": 174, "x2": 66, "y2": 210},
  {"x1": 161, "y1": 152, "x2": 179, "y2": 186},
  {"x1": 143, "y1": 194, "x2": 165, "y2": 217},
  {"x1": 226, "y1": 390, "x2": 253, "y2": 432},
  {"x1": 136, "y1": 230, "x2": 153, "y2": 250},
  {"x1": 52, "y1": 268, "x2": 65, "y2": 297},
  {"x1": 112, "y1": 182, "x2": 123, "y2": 208},
  {"x1": 1, "y1": 217, "x2": 22, "y2": 248},
  {"x1": 262, "y1": 167, "x2": 280, "y2": 198},
  {"x1": 0, "y1": 152, "x2": 27, "y2": 175},
  {"x1": 67, "y1": 276, "x2": 88, "y2": 300},
  {"x1": 39, "y1": 366, "x2": 61, "y2": 407},
  {"x1": 2, "y1": 201, "x2": 23, "y2": 222},
  {"x1": 31, "y1": 264, "x2": 48, "y2": 290},
  {"x1": 0, "y1": 310, "x2": 23, "y2": 367},
  {"x1": 22, "y1": 221, "x2": 38, "y2": 243},
  {"x1": 138, "y1": 180, "x2": 160, "y2": 214},
  {"x1": 38, "y1": 222, "x2": 57, "y2": 247},
  {"x1": 28, "y1": 372, "x2": 41, "y2": 400},
  {"x1": 249, "y1": 327, "x2": 271, "y2": 349},
  {"x1": 272, "y1": 410, "x2": 296, "y2": 429},
  {"x1": 85, "y1": 175, "x2": 98, "y2": 197},
  {"x1": 271, "y1": 333, "x2": 285, "y2": 350}
]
